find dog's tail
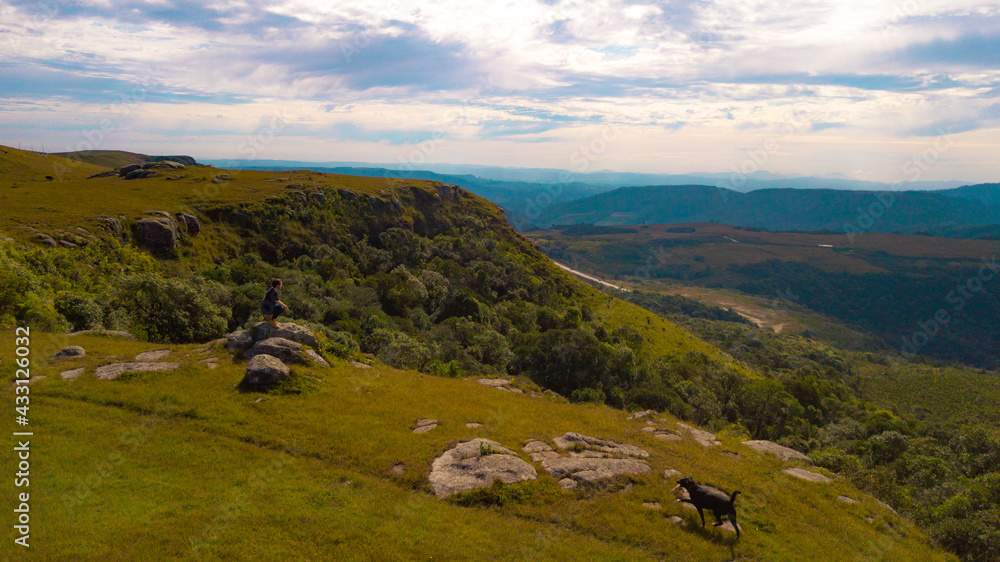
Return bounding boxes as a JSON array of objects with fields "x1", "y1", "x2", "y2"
[{"x1": 730, "y1": 490, "x2": 741, "y2": 504}]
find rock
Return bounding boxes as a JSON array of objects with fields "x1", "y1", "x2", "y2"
[
  {"x1": 389, "y1": 463, "x2": 405, "y2": 476},
  {"x1": 90, "y1": 216, "x2": 124, "y2": 240},
  {"x1": 837, "y1": 495, "x2": 858, "y2": 504},
  {"x1": 69, "y1": 329, "x2": 134, "y2": 340},
  {"x1": 94, "y1": 362, "x2": 181, "y2": 381},
  {"x1": 663, "y1": 469, "x2": 683, "y2": 480},
  {"x1": 875, "y1": 499, "x2": 898, "y2": 514},
  {"x1": 176, "y1": 214, "x2": 200, "y2": 235},
  {"x1": 249, "y1": 322, "x2": 318, "y2": 348},
  {"x1": 655, "y1": 432, "x2": 682, "y2": 441},
  {"x1": 338, "y1": 188, "x2": 359, "y2": 200},
  {"x1": 742, "y1": 440, "x2": 812, "y2": 464},
  {"x1": 428, "y1": 439, "x2": 537, "y2": 498},
  {"x1": 541, "y1": 457, "x2": 651, "y2": 483},
  {"x1": 643, "y1": 501, "x2": 661, "y2": 509},
  {"x1": 87, "y1": 170, "x2": 117, "y2": 179},
  {"x1": 304, "y1": 349, "x2": 329, "y2": 367},
  {"x1": 350, "y1": 361, "x2": 371, "y2": 369},
  {"x1": 225, "y1": 330, "x2": 254, "y2": 351},
  {"x1": 783, "y1": 468, "x2": 832, "y2": 483},
  {"x1": 413, "y1": 419, "x2": 439, "y2": 433},
  {"x1": 52, "y1": 346, "x2": 86, "y2": 359},
  {"x1": 118, "y1": 164, "x2": 142, "y2": 176},
  {"x1": 641, "y1": 426, "x2": 656, "y2": 433},
  {"x1": 243, "y1": 354, "x2": 290, "y2": 386},
  {"x1": 477, "y1": 378, "x2": 512, "y2": 388},
  {"x1": 552, "y1": 432, "x2": 649, "y2": 458},
  {"x1": 466, "y1": 422, "x2": 483, "y2": 428},
  {"x1": 134, "y1": 217, "x2": 177, "y2": 252},
  {"x1": 35, "y1": 234, "x2": 57, "y2": 247},
  {"x1": 676, "y1": 423, "x2": 721, "y2": 447},
  {"x1": 522, "y1": 441, "x2": 553, "y2": 454},
  {"x1": 719, "y1": 521, "x2": 743, "y2": 535},
  {"x1": 559, "y1": 478, "x2": 577, "y2": 490},
  {"x1": 60, "y1": 367, "x2": 86, "y2": 380},
  {"x1": 134, "y1": 349, "x2": 170, "y2": 362},
  {"x1": 245, "y1": 337, "x2": 304, "y2": 364},
  {"x1": 311, "y1": 192, "x2": 326, "y2": 205},
  {"x1": 143, "y1": 160, "x2": 185, "y2": 170},
  {"x1": 124, "y1": 169, "x2": 157, "y2": 180},
  {"x1": 59, "y1": 240, "x2": 78, "y2": 249},
  {"x1": 628, "y1": 410, "x2": 655, "y2": 420},
  {"x1": 667, "y1": 515, "x2": 685, "y2": 526},
  {"x1": 212, "y1": 174, "x2": 231, "y2": 183}
]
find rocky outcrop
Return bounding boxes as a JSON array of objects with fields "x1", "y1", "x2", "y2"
[
  {"x1": 428, "y1": 439, "x2": 537, "y2": 498},
  {"x1": 742, "y1": 440, "x2": 812, "y2": 464},
  {"x1": 134, "y1": 217, "x2": 178, "y2": 252},
  {"x1": 52, "y1": 346, "x2": 85, "y2": 359},
  {"x1": 143, "y1": 160, "x2": 185, "y2": 171},
  {"x1": 89, "y1": 216, "x2": 124, "y2": 241},
  {"x1": 552, "y1": 432, "x2": 650, "y2": 458},
  {"x1": 244, "y1": 337, "x2": 304, "y2": 364},
  {"x1": 248, "y1": 322, "x2": 318, "y2": 348},
  {"x1": 476, "y1": 378, "x2": 522, "y2": 393},
  {"x1": 118, "y1": 164, "x2": 142, "y2": 177},
  {"x1": 124, "y1": 169, "x2": 157, "y2": 180},
  {"x1": 541, "y1": 457, "x2": 651, "y2": 483},
  {"x1": 244, "y1": 354, "x2": 290, "y2": 386},
  {"x1": 676, "y1": 423, "x2": 721, "y2": 447},
  {"x1": 94, "y1": 362, "x2": 181, "y2": 381},
  {"x1": 527, "y1": 433, "x2": 651, "y2": 489}
]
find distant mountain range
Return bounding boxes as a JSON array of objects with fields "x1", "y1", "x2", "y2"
[
  {"x1": 532, "y1": 184, "x2": 1000, "y2": 236},
  {"x1": 205, "y1": 158, "x2": 970, "y2": 192}
]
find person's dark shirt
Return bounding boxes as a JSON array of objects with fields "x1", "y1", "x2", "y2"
[{"x1": 263, "y1": 288, "x2": 279, "y2": 305}]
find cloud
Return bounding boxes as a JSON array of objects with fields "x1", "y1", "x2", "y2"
[
  {"x1": 906, "y1": 104, "x2": 1000, "y2": 136},
  {"x1": 895, "y1": 33, "x2": 1000, "y2": 69}
]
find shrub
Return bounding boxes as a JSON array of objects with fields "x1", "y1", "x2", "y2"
[{"x1": 115, "y1": 273, "x2": 230, "y2": 343}]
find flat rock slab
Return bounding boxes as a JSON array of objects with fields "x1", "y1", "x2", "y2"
[
  {"x1": 134, "y1": 349, "x2": 171, "y2": 362},
  {"x1": 429, "y1": 439, "x2": 537, "y2": 498},
  {"x1": 466, "y1": 422, "x2": 483, "y2": 428},
  {"x1": 655, "y1": 432, "x2": 682, "y2": 441},
  {"x1": 643, "y1": 501, "x2": 661, "y2": 510},
  {"x1": 541, "y1": 457, "x2": 651, "y2": 483},
  {"x1": 60, "y1": 367, "x2": 86, "y2": 380},
  {"x1": 559, "y1": 478, "x2": 577, "y2": 490},
  {"x1": 783, "y1": 468, "x2": 832, "y2": 483},
  {"x1": 837, "y1": 495, "x2": 858, "y2": 504},
  {"x1": 628, "y1": 410, "x2": 656, "y2": 420},
  {"x1": 743, "y1": 440, "x2": 812, "y2": 464},
  {"x1": 522, "y1": 440, "x2": 554, "y2": 454},
  {"x1": 95, "y1": 362, "x2": 181, "y2": 381},
  {"x1": 553, "y1": 432, "x2": 649, "y2": 458},
  {"x1": 667, "y1": 515, "x2": 685, "y2": 526},
  {"x1": 676, "y1": 423, "x2": 721, "y2": 447},
  {"x1": 413, "y1": 419, "x2": 439, "y2": 433},
  {"x1": 350, "y1": 361, "x2": 371, "y2": 369},
  {"x1": 663, "y1": 469, "x2": 683, "y2": 480}
]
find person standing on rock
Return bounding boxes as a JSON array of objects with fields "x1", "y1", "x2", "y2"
[{"x1": 261, "y1": 278, "x2": 290, "y2": 328}]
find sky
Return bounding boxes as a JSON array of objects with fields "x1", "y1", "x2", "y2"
[{"x1": 1, "y1": 0, "x2": 998, "y2": 183}]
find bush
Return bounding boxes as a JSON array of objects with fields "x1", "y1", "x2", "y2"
[
  {"x1": 54, "y1": 291, "x2": 103, "y2": 331},
  {"x1": 115, "y1": 273, "x2": 230, "y2": 343}
]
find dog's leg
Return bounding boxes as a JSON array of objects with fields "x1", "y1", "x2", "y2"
[
  {"x1": 697, "y1": 507, "x2": 706, "y2": 528},
  {"x1": 728, "y1": 510, "x2": 740, "y2": 538},
  {"x1": 712, "y1": 510, "x2": 724, "y2": 526}
]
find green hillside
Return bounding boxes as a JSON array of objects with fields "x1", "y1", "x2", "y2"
[{"x1": 0, "y1": 145, "x2": 962, "y2": 559}]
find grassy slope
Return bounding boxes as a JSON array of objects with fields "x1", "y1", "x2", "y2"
[
  {"x1": 2, "y1": 333, "x2": 948, "y2": 561},
  {"x1": 0, "y1": 146, "x2": 951, "y2": 559}
]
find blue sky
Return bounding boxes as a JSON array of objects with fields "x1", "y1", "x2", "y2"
[{"x1": 1, "y1": 0, "x2": 998, "y2": 182}]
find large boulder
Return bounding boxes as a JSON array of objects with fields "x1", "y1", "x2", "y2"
[
  {"x1": 244, "y1": 354, "x2": 290, "y2": 386},
  {"x1": 225, "y1": 330, "x2": 254, "y2": 351},
  {"x1": 429, "y1": 439, "x2": 537, "y2": 498},
  {"x1": 124, "y1": 169, "x2": 157, "y2": 180},
  {"x1": 245, "y1": 337, "x2": 304, "y2": 364},
  {"x1": 134, "y1": 217, "x2": 177, "y2": 252},
  {"x1": 52, "y1": 346, "x2": 86, "y2": 359},
  {"x1": 117, "y1": 164, "x2": 142, "y2": 177},
  {"x1": 176, "y1": 213, "x2": 200, "y2": 235},
  {"x1": 249, "y1": 322, "x2": 318, "y2": 348}
]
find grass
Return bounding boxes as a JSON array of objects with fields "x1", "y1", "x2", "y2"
[{"x1": 1, "y1": 332, "x2": 953, "y2": 560}]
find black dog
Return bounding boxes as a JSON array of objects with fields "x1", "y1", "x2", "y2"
[{"x1": 674, "y1": 476, "x2": 741, "y2": 538}]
